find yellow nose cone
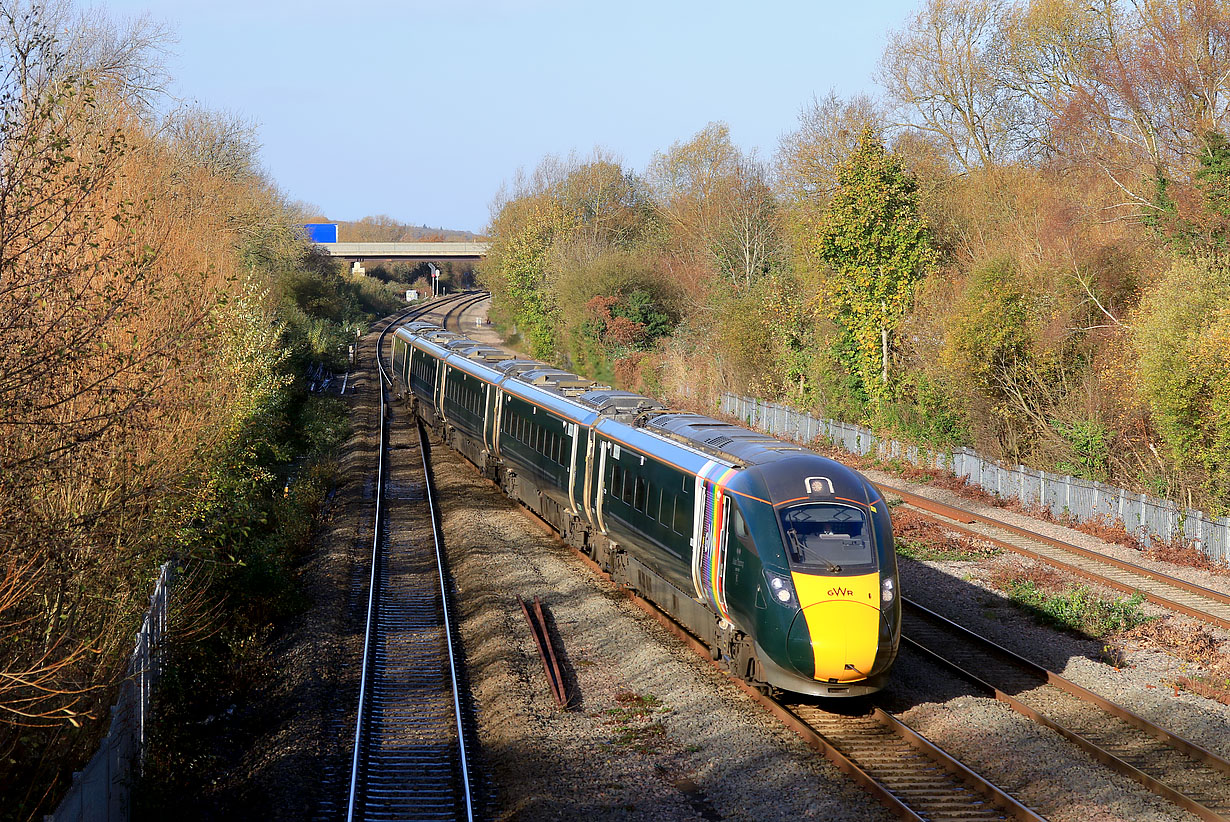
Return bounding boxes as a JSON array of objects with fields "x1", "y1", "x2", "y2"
[{"x1": 791, "y1": 572, "x2": 880, "y2": 682}]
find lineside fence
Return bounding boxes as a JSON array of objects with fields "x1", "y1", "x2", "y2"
[
  {"x1": 720, "y1": 393, "x2": 1229, "y2": 564},
  {"x1": 47, "y1": 561, "x2": 176, "y2": 822}
]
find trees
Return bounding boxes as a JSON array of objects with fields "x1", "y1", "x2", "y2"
[
  {"x1": 0, "y1": 3, "x2": 355, "y2": 812},
  {"x1": 881, "y1": 0, "x2": 1021, "y2": 169},
  {"x1": 814, "y1": 129, "x2": 938, "y2": 411},
  {"x1": 1133, "y1": 256, "x2": 1230, "y2": 507},
  {"x1": 647, "y1": 123, "x2": 784, "y2": 297}
]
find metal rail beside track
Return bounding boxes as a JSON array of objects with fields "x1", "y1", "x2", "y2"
[{"x1": 345, "y1": 297, "x2": 477, "y2": 822}]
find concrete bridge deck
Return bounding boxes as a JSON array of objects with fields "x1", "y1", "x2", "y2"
[{"x1": 319, "y1": 241, "x2": 489, "y2": 260}]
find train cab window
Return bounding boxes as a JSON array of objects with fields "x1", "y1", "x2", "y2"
[
  {"x1": 732, "y1": 505, "x2": 749, "y2": 540},
  {"x1": 779, "y1": 504, "x2": 875, "y2": 574}
]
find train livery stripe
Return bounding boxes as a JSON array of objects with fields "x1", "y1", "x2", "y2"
[{"x1": 692, "y1": 461, "x2": 739, "y2": 622}]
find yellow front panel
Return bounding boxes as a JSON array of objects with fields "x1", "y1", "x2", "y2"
[{"x1": 792, "y1": 571, "x2": 880, "y2": 682}]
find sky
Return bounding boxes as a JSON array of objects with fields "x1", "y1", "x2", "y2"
[{"x1": 92, "y1": 0, "x2": 921, "y2": 234}]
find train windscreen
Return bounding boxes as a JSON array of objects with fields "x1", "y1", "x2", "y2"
[{"x1": 778, "y1": 504, "x2": 875, "y2": 574}]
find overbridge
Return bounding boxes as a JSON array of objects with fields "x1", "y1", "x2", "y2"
[{"x1": 319, "y1": 241, "x2": 490, "y2": 261}]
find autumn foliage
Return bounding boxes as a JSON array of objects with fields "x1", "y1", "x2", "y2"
[
  {"x1": 481, "y1": 0, "x2": 1230, "y2": 520},
  {"x1": 0, "y1": 3, "x2": 379, "y2": 816}
]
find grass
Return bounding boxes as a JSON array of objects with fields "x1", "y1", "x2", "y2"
[
  {"x1": 999, "y1": 578, "x2": 1154, "y2": 638},
  {"x1": 896, "y1": 537, "x2": 1001, "y2": 562}
]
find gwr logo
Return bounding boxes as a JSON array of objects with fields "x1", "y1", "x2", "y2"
[{"x1": 827, "y1": 586, "x2": 853, "y2": 597}]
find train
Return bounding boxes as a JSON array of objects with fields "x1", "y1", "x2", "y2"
[{"x1": 390, "y1": 318, "x2": 901, "y2": 697}]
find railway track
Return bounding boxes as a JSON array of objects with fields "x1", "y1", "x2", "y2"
[
  {"x1": 557, "y1": 530, "x2": 1044, "y2": 821},
  {"x1": 881, "y1": 482, "x2": 1230, "y2": 631},
  {"x1": 779, "y1": 700, "x2": 1042, "y2": 822},
  {"x1": 344, "y1": 296, "x2": 477, "y2": 821},
  {"x1": 902, "y1": 598, "x2": 1230, "y2": 821}
]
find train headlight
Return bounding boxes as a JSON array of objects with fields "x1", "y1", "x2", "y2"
[
  {"x1": 881, "y1": 577, "x2": 895, "y2": 605},
  {"x1": 764, "y1": 570, "x2": 797, "y2": 608}
]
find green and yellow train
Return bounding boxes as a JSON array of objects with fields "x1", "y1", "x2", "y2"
[{"x1": 392, "y1": 321, "x2": 901, "y2": 696}]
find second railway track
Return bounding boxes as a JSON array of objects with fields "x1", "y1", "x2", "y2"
[
  {"x1": 903, "y1": 598, "x2": 1230, "y2": 821},
  {"x1": 880, "y1": 482, "x2": 1230, "y2": 631}
]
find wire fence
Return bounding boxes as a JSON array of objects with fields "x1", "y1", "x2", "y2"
[
  {"x1": 47, "y1": 561, "x2": 176, "y2": 822},
  {"x1": 720, "y1": 393, "x2": 1229, "y2": 564}
]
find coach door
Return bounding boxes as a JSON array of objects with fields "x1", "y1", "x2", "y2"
[
  {"x1": 692, "y1": 466, "x2": 734, "y2": 624},
  {"x1": 435, "y1": 362, "x2": 447, "y2": 422},
  {"x1": 591, "y1": 436, "x2": 608, "y2": 535},
  {"x1": 491, "y1": 389, "x2": 505, "y2": 457}
]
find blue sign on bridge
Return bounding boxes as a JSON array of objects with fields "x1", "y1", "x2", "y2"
[{"x1": 303, "y1": 223, "x2": 339, "y2": 243}]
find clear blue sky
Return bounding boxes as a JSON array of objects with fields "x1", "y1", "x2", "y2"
[{"x1": 94, "y1": 0, "x2": 921, "y2": 233}]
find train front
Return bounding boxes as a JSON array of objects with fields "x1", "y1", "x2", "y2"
[{"x1": 730, "y1": 455, "x2": 900, "y2": 697}]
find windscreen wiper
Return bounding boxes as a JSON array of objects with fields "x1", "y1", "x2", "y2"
[{"x1": 786, "y1": 527, "x2": 841, "y2": 574}]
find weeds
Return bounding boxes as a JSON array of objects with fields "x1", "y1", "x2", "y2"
[
  {"x1": 1118, "y1": 619, "x2": 1230, "y2": 704},
  {"x1": 1145, "y1": 534, "x2": 1230, "y2": 575},
  {"x1": 603, "y1": 692, "x2": 668, "y2": 754},
  {"x1": 893, "y1": 509, "x2": 1001, "y2": 561},
  {"x1": 999, "y1": 578, "x2": 1153, "y2": 638},
  {"x1": 1072, "y1": 514, "x2": 1145, "y2": 551}
]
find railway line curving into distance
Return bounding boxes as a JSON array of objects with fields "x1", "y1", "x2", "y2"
[
  {"x1": 336, "y1": 293, "x2": 1230, "y2": 821},
  {"x1": 344, "y1": 292, "x2": 484, "y2": 822}
]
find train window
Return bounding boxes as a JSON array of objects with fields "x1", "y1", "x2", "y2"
[
  {"x1": 673, "y1": 496, "x2": 691, "y2": 535},
  {"x1": 654, "y1": 487, "x2": 665, "y2": 524},
  {"x1": 610, "y1": 465, "x2": 622, "y2": 501},
  {"x1": 622, "y1": 469, "x2": 635, "y2": 505},
  {"x1": 779, "y1": 504, "x2": 875, "y2": 573},
  {"x1": 633, "y1": 477, "x2": 647, "y2": 513}
]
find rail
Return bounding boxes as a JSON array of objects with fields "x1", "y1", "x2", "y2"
[
  {"x1": 887, "y1": 485, "x2": 1230, "y2": 632},
  {"x1": 903, "y1": 598, "x2": 1230, "y2": 820},
  {"x1": 345, "y1": 294, "x2": 477, "y2": 821},
  {"x1": 554, "y1": 518, "x2": 1040, "y2": 820}
]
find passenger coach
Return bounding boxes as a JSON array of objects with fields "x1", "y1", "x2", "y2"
[{"x1": 391, "y1": 321, "x2": 901, "y2": 697}]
